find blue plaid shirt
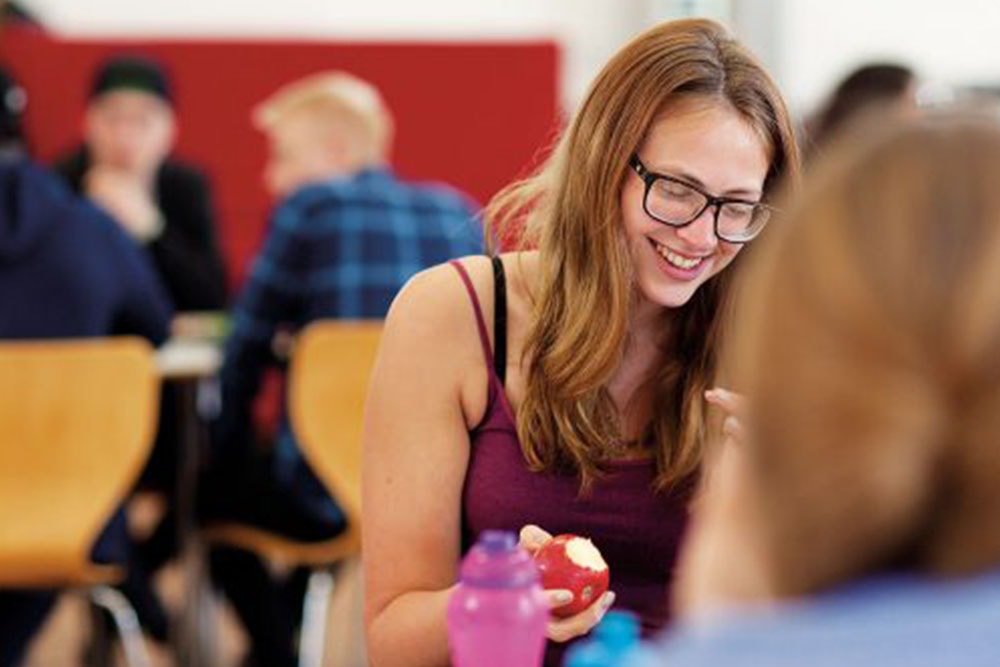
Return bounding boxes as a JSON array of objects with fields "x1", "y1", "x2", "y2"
[{"x1": 216, "y1": 168, "x2": 482, "y2": 521}]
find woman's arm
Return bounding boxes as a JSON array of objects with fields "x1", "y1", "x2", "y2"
[{"x1": 362, "y1": 262, "x2": 487, "y2": 667}]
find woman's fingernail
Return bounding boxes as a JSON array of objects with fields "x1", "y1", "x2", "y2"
[
  {"x1": 603, "y1": 592, "x2": 616, "y2": 609},
  {"x1": 520, "y1": 525, "x2": 543, "y2": 544},
  {"x1": 553, "y1": 590, "x2": 574, "y2": 604}
]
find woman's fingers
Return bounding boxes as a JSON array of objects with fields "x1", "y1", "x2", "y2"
[
  {"x1": 722, "y1": 414, "x2": 745, "y2": 440},
  {"x1": 546, "y1": 591, "x2": 616, "y2": 643},
  {"x1": 518, "y1": 524, "x2": 553, "y2": 555},
  {"x1": 707, "y1": 388, "x2": 748, "y2": 446},
  {"x1": 544, "y1": 589, "x2": 574, "y2": 609},
  {"x1": 704, "y1": 387, "x2": 747, "y2": 418}
]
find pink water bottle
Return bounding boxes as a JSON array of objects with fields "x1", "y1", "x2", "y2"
[{"x1": 447, "y1": 530, "x2": 549, "y2": 667}]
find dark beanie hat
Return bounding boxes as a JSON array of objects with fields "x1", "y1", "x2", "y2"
[{"x1": 90, "y1": 55, "x2": 173, "y2": 104}]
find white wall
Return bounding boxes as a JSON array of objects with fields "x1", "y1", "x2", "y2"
[
  {"x1": 20, "y1": 0, "x2": 730, "y2": 110},
  {"x1": 771, "y1": 0, "x2": 1000, "y2": 115},
  {"x1": 27, "y1": 0, "x2": 1000, "y2": 118},
  {"x1": 23, "y1": 0, "x2": 639, "y2": 110},
  {"x1": 26, "y1": 0, "x2": 555, "y2": 39}
]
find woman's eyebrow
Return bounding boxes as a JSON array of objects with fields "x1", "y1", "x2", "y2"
[{"x1": 656, "y1": 166, "x2": 762, "y2": 200}]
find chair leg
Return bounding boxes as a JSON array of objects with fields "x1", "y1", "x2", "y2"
[
  {"x1": 175, "y1": 538, "x2": 219, "y2": 667},
  {"x1": 90, "y1": 585, "x2": 152, "y2": 667},
  {"x1": 83, "y1": 597, "x2": 113, "y2": 667},
  {"x1": 298, "y1": 568, "x2": 335, "y2": 667}
]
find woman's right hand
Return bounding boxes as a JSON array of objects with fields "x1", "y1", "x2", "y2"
[{"x1": 518, "y1": 524, "x2": 617, "y2": 643}]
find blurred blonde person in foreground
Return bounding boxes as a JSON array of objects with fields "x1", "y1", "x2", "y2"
[{"x1": 631, "y1": 113, "x2": 1000, "y2": 667}]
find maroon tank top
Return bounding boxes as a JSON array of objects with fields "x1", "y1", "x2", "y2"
[{"x1": 450, "y1": 259, "x2": 693, "y2": 666}]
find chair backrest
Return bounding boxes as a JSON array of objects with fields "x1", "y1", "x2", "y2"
[
  {"x1": 0, "y1": 338, "x2": 158, "y2": 586},
  {"x1": 289, "y1": 321, "x2": 382, "y2": 529}
]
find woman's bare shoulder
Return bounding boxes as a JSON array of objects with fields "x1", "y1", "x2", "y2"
[
  {"x1": 386, "y1": 256, "x2": 492, "y2": 330},
  {"x1": 377, "y1": 257, "x2": 497, "y2": 381}
]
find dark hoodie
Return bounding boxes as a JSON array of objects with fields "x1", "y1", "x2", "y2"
[
  {"x1": 0, "y1": 158, "x2": 171, "y2": 341},
  {"x1": 0, "y1": 158, "x2": 171, "y2": 667}
]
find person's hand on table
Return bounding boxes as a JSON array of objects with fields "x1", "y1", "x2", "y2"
[{"x1": 518, "y1": 524, "x2": 616, "y2": 642}]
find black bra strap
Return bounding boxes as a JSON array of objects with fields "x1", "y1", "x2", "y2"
[{"x1": 491, "y1": 255, "x2": 508, "y2": 386}]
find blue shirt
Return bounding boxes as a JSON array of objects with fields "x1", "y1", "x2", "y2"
[
  {"x1": 626, "y1": 569, "x2": 1000, "y2": 667},
  {"x1": 216, "y1": 167, "x2": 483, "y2": 521}
]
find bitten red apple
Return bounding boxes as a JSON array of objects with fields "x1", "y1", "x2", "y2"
[{"x1": 534, "y1": 534, "x2": 610, "y2": 618}]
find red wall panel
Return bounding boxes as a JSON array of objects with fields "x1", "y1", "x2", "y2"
[{"x1": 1, "y1": 27, "x2": 560, "y2": 290}]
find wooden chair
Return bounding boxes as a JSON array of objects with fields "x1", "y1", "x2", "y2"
[
  {"x1": 203, "y1": 320, "x2": 381, "y2": 667},
  {"x1": 0, "y1": 337, "x2": 159, "y2": 667}
]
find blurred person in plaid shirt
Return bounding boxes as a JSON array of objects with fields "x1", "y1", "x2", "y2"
[{"x1": 205, "y1": 71, "x2": 482, "y2": 667}]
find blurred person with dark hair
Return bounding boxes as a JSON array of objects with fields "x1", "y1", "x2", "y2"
[
  {"x1": 0, "y1": 67, "x2": 27, "y2": 157},
  {"x1": 629, "y1": 112, "x2": 1000, "y2": 667},
  {"x1": 805, "y1": 63, "x2": 916, "y2": 158},
  {"x1": 54, "y1": 55, "x2": 226, "y2": 312},
  {"x1": 204, "y1": 71, "x2": 482, "y2": 666},
  {"x1": 1, "y1": 1, "x2": 42, "y2": 28},
  {"x1": 0, "y1": 12, "x2": 172, "y2": 666},
  {"x1": 0, "y1": 120, "x2": 171, "y2": 667}
]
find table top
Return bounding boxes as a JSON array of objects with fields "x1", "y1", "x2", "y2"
[
  {"x1": 156, "y1": 313, "x2": 228, "y2": 380},
  {"x1": 156, "y1": 337, "x2": 223, "y2": 380}
]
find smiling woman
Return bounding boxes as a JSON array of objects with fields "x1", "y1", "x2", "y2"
[
  {"x1": 361, "y1": 17, "x2": 800, "y2": 667},
  {"x1": 620, "y1": 96, "x2": 771, "y2": 310}
]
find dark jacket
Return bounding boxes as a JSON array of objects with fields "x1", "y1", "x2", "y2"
[
  {"x1": 0, "y1": 157, "x2": 171, "y2": 667},
  {"x1": 54, "y1": 147, "x2": 227, "y2": 311},
  {"x1": 0, "y1": 158, "x2": 171, "y2": 341}
]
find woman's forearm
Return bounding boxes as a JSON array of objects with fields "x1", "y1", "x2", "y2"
[{"x1": 368, "y1": 587, "x2": 456, "y2": 667}]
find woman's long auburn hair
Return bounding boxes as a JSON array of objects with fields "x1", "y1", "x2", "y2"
[
  {"x1": 486, "y1": 19, "x2": 800, "y2": 491},
  {"x1": 728, "y1": 113, "x2": 1000, "y2": 595}
]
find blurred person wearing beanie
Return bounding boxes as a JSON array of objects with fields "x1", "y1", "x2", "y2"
[
  {"x1": 53, "y1": 55, "x2": 228, "y2": 646},
  {"x1": 54, "y1": 55, "x2": 226, "y2": 312}
]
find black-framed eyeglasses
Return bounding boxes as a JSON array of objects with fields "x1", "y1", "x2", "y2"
[{"x1": 629, "y1": 154, "x2": 772, "y2": 244}]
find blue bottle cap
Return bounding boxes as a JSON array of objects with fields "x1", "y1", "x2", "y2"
[
  {"x1": 564, "y1": 611, "x2": 641, "y2": 667},
  {"x1": 594, "y1": 610, "x2": 640, "y2": 649}
]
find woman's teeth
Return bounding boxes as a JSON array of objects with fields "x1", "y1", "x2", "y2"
[{"x1": 653, "y1": 241, "x2": 704, "y2": 270}]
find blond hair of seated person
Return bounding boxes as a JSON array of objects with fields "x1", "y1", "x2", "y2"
[{"x1": 253, "y1": 71, "x2": 394, "y2": 198}]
